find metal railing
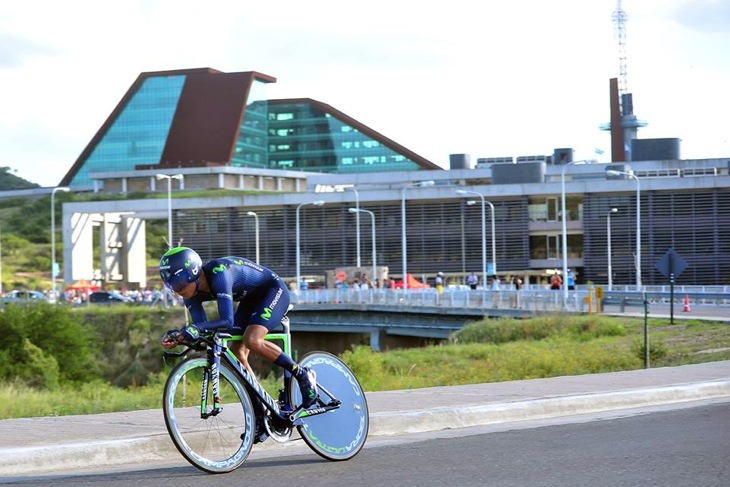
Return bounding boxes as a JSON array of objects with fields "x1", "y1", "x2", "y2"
[{"x1": 291, "y1": 285, "x2": 730, "y2": 312}]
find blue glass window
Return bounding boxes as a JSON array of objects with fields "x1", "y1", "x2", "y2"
[{"x1": 69, "y1": 75, "x2": 185, "y2": 187}]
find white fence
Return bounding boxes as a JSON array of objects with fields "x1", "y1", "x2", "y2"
[{"x1": 291, "y1": 285, "x2": 730, "y2": 312}]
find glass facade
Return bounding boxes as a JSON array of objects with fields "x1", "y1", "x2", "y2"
[
  {"x1": 66, "y1": 73, "x2": 435, "y2": 188},
  {"x1": 230, "y1": 82, "x2": 269, "y2": 169},
  {"x1": 69, "y1": 75, "x2": 185, "y2": 187},
  {"x1": 266, "y1": 102, "x2": 425, "y2": 173}
]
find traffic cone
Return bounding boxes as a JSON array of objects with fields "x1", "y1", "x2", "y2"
[{"x1": 683, "y1": 294, "x2": 691, "y2": 312}]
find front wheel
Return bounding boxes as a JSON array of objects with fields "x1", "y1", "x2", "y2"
[
  {"x1": 162, "y1": 357, "x2": 255, "y2": 473},
  {"x1": 291, "y1": 351, "x2": 369, "y2": 461}
]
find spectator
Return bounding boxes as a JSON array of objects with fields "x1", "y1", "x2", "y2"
[
  {"x1": 550, "y1": 273, "x2": 562, "y2": 290},
  {"x1": 467, "y1": 272, "x2": 479, "y2": 290},
  {"x1": 490, "y1": 275, "x2": 501, "y2": 307},
  {"x1": 567, "y1": 270, "x2": 576, "y2": 291},
  {"x1": 435, "y1": 272, "x2": 445, "y2": 294},
  {"x1": 511, "y1": 275, "x2": 523, "y2": 308}
]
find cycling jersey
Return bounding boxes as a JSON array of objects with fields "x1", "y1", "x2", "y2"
[{"x1": 184, "y1": 256, "x2": 290, "y2": 334}]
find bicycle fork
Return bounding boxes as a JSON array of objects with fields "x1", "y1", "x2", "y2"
[{"x1": 200, "y1": 339, "x2": 224, "y2": 419}]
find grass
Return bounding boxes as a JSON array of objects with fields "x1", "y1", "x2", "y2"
[{"x1": 1, "y1": 315, "x2": 728, "y2": 420}]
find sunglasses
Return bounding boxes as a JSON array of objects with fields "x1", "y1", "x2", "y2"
[{"x1": 163, "y1": 272, "x2": 191, "y2": 293}]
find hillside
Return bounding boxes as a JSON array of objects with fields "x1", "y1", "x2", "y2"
[{"x1": 0, "y1": 166, "x2": 39, "y2": 190}]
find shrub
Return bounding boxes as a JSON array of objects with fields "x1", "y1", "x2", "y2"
[
  {"x1": 0, "y1": 303, "x2": 96, "y2": 383},
  {"x1": 452, "y1": 315, "x2": 627, "y2": 345},
  {"x1": 631, "y1": 338, "x2": 668, "y2": 363},
  {"x1": 17, "y1": 339, "x2": 60, "y2": 389},
  {"x1": 341, "y1": 346, "x2": 384, "y2": 391}
]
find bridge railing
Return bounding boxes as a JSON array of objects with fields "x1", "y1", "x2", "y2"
[{"x1": 291, "y1": 286, "x2": 730, "y2": 311}]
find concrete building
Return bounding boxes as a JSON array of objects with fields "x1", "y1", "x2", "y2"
[{"x1": 57, "y1": 68, "x2": 730, "y2": 289}]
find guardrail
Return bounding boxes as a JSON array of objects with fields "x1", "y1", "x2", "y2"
[{"x1": 291, "y1": 286, "x2": 730, "y2": 312}]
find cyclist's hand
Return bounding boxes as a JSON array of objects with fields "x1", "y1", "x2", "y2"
[
  {"x1": 180, "y1": 324, "x2": 202, "y2": 344},
  {"x1": 161, "y1": 329, "x2": 182, "y2": 349}
]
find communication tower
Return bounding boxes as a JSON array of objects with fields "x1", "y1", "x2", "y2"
[{"x1": 602, "y1": 0, "x2": 647, "y2": 161}]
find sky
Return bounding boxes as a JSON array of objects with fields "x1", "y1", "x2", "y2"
[{"x1": 1, "y1": 0, "x2": 729, "y2": 187}]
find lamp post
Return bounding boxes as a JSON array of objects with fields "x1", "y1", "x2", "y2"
[
  {"x1": 349, "y1": 208, "x2": 376, "y2": 286},
  {"x1": 51, "y1": 186, "x2": 70, "y2": 303},
  {"x1": 606, "y1": 170, "x2": 641, "y2": 290},
  {"x1": 607, "y1": 207, "x2": 618, "y2": 290},
  {"x1": 246, "y1": 211, "x2": 259, "y2": 264},
  {"x1": 561, "y1": 160, "x2": 587, "y2": 307},
  {"x1": 401, "y1": 180, "x2": 435, "y2": 290},
  {"x1": 347, "y1": 186, "x2": 361, "y2": 268},
  {"x1": 456, "y1": 190, "x2": 496, "y2": 289},
  {"x1": 156, "y1": 174, "x2": 184, "y2": 249},
  {"x1": 296, "y1": 200, "x2": 325, "y2": 291}
]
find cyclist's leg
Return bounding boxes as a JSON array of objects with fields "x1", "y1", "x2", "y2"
[
  {"x1": 243, "y1": 283, "x2": 318, "y2": 407},
  {"x1": 242, "y1": 281, "x2": 292, "y2": 363},
  {"x1": 230, "y1": 301, "x2": 256, "y2": 375}
]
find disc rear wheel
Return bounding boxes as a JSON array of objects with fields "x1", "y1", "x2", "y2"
[{"x1": 291, "y1": 351, "x2": 369, "y2": 461}]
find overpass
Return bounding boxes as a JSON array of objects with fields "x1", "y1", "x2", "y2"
[
  {"x1": 287, "y1": 303, "x2": 534, "y2": 352},
  {"x1": 283, "y1": 287, "x2": 729, "y2": 353}
]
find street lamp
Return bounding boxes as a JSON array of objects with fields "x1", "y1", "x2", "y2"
[
  {"x1": 51, "y1": 186, "x2": 70, "y2": 303},
  {"x1": 401, "y1": 180, "x2": 435, "y2": 289},
  {"x1": 246, "y1": 211, "x2": 259, "y2": 264},
  {"x1": 455, "y1": 190, "x2": 496, "y2": 289},
  {"x1": 346, "y1": 186, "x2": 361, "y2": 268},
  {"x1": 296, "y1": 200, "x2": 325, "y2": 291},
  {"x1": 561, "y1": 160, "x2": 587, "y2": 307},
  {"x1": 156, "y1": 174, "x2": 184, "y2": 249},
  {"x1": 606, "y1": 170, "x2": 641, "y2": 290},
  {"x1": 607, "y1": 207, "x2": 618, "y2": 290},
  {"x1": 349, "y1": 208, "x2": 376, "y2": 286}
]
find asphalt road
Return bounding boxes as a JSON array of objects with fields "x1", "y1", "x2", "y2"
[{"x1": 5, "y1": 399, "x2": 728, "y2": 487}]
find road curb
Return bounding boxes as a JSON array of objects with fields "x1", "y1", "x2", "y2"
[
  {"x1": 369, "y1": 380, "x2": 730, "y2": 435},
  {"x1": 2, "y1": 380, "x2": 729, "y2": 477}
]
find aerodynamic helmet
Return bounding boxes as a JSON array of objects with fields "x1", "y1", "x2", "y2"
[{"x1": 159, "y1": 247, "x2": 203, "y2": 292}]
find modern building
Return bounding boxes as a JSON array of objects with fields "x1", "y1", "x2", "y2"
[
  {"x1": 57, "y1": 68, "x2": 730, "y2": 289},
  {"x1": 60, "y1": 68, "x2": 439, "y2": 190}
]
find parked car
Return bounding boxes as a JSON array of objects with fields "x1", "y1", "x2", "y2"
[
  {"x1": 88, "y1": 291, "x2": 132, "y2": 304},
  {"x1": 2, "y1": 290, "x2": 49, "y2": 305}
]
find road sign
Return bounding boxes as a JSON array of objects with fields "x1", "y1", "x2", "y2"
[{"x1": 655, "y1": 248, "x2": 688, "y2": 280}]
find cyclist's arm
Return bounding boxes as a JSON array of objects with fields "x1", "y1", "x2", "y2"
[{"x1": 189, "y1": 271, "x2": 236, "y2": 332}]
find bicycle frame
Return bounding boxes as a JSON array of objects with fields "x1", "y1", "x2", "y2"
[{"x1": 166, "y1": 316, "x2": 341, "y2": 426}]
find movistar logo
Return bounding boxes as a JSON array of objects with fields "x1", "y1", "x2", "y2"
[
  {"x1": 261, "y1": 307, "x2": 272, "y2": 320},
  {"x1": 185, "y1": 260, "x2": 191, "y2": 268},
  {"x1": 234, "y1": 259, "x2": 244, "y2": 265},
  {"x1": 212, "y1": 264, "x2": 226, "y2": 274}
]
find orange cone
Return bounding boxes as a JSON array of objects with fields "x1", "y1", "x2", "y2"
[{"x1": 683, "y1": 294, "x2": 691, "y2": 312}]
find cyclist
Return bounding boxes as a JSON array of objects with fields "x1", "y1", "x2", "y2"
[{"x1": 158, "y1": 246, "x2": 318, "y2": 408}]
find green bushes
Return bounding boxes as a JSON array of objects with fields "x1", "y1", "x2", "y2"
[
  {"x1": 452, "y1": 315, "x2": 627, "y2": 345},
  {"x1": 342, "y1": 315, "x2": 635, "y2": 391},
  {"x1": 0, "y1": 303, "x2": 97, "y2": 387},
  {"x1": 0, "y1": 306, "x2": 727, "y2": 419}
]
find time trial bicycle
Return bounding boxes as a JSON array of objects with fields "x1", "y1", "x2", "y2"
[{"x1": 161, "y1": 311, "x2": 369, "y2": 473}]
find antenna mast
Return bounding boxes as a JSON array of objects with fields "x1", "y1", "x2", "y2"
[{"x1": 613, "y1": 0, "x2": 629, "y2": 97}]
